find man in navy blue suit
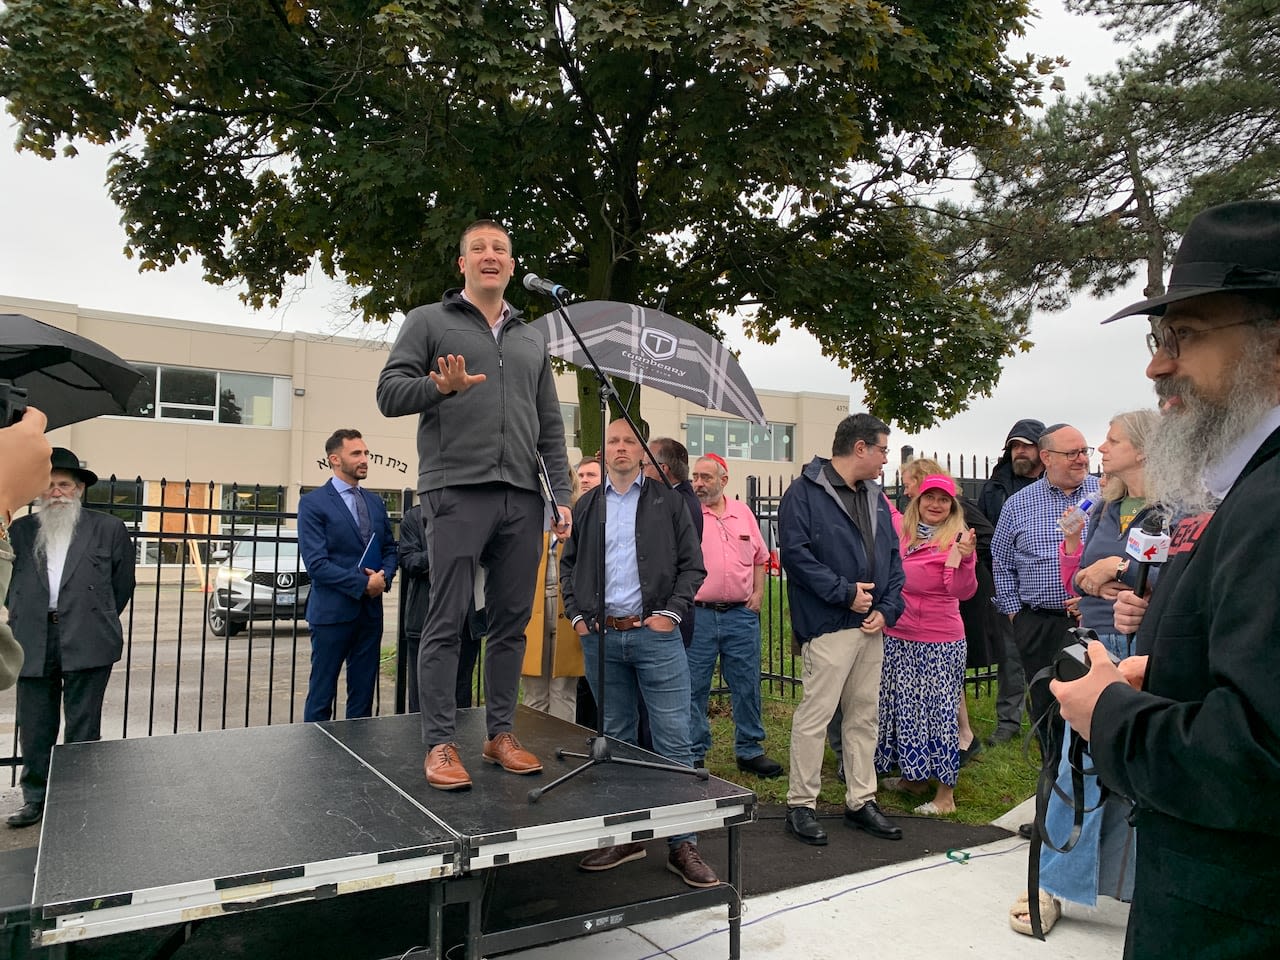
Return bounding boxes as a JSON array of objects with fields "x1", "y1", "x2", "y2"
[{"x1": 299, "y1": 429, "x2": 397, "y2": 722}]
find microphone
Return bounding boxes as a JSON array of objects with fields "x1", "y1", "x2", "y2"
[
  {"x1": 523, "y1": 273, "x2": 571, "y2": 300},
  {"x1": 1126, "y1": 513, "x2": 1170, "y2": 600}
]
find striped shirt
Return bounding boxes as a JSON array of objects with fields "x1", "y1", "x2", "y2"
[{"x1": 992, "y1": 474, "x2": 1101, "y2": 615}]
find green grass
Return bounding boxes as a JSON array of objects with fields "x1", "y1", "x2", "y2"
[{"x1": 702, "y1": 685, "x2": 1041, "y2": 825}]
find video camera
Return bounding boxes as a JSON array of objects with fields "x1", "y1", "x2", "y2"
[
  {"x1": 0, "y1": 381, "x2": 28, "y2": 428},
  {"x1": 1053, "y1": 626, "x2": 1122, "y2": 682}
]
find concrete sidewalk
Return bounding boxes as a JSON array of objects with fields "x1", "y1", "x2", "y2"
[{"x1": 502, "y1": 797, "x2": 1130, "y2": 960}]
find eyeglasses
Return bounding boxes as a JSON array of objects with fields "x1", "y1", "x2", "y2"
[
  {"x1": 862, "y1": 442, "x2": 890, "y2": 456},
  {"x1": 1145, "y1": 319, "x2": 1257, "y2": 359},
  {"x1": 1044, "y1": 447, "x2": 1094, "y2": 460}
]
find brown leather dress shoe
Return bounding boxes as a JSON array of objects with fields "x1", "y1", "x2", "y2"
[
  {"x1": 578, "y1": 842, "x2": 646, "y2": 872},
  {"x1": 482, "y1": 732, "x2": 543, "y2": 774},
  {"x1": 667, "y1": 841, "x2": 719, "y2": 888},
  {"x1": 424, "y1": 742, "x2": 472, "y2": 790}
]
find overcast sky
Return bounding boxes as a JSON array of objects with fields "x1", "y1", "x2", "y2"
[{"x1": 0, "y1": 2, "x2": 1160, "y2": 466}]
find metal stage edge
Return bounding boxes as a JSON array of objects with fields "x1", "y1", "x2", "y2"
[{"x1": 28, "y1": 708, "x2": 755, "y2": 960}]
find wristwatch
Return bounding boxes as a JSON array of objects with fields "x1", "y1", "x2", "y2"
[{"x1": 1116, "y1": 558, "x2": 1130, "y2": 580}]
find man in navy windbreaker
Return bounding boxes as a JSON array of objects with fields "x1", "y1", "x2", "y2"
[{"x1": 779, "y1": 413, "x2": 905, "y2": 846}]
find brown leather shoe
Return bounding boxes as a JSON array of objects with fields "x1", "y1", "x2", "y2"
[
  {"x1": 578, "y1": 842, "x2": 646, "y2": 872},
  {"x1": 482, "y1": 732, "x2": 543, "y2": 774},
  {"x1": 424, "y1": 742, "x2": 472, "y2": 790},
  {"x1": 667, "y1": 841, "x2": 719, "y2": 888}
]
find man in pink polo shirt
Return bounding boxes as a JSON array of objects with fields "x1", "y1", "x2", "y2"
[{"x1": 687, "y1": 454, "x2": 782, "y2": 777}]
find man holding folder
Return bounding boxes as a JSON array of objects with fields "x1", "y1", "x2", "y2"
[{"x1": 299, "y1": 428, "x2": 397, "y2": 721}]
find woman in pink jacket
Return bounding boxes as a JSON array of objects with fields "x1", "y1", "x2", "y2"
[{"x1": 875, "y1": 474, "x2": 977, "y2": 815}]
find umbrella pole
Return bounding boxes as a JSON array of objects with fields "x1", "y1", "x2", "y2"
[{"x1": 526, "y1": 296, "x2": 706, "y2": 804}]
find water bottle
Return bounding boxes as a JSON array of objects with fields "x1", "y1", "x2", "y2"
[{"x1": 1058, "y1": 497, "x2": 1094, "y2": 536}]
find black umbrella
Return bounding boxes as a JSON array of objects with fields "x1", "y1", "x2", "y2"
[
  {"x1": 530, "y1": 301, "x2": 766, "y2": 425},
  {"x1": 0, "y1": 314, "x2": 144, "y2": 431}
]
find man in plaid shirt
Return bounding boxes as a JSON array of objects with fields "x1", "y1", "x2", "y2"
[{"x1": 991, "y1": 423, "x2": 1100, "y2": 771}]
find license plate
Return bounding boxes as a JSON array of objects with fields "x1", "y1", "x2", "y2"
[{"x1": 276, "y1": 593, "x2": 295, "y2": 606}]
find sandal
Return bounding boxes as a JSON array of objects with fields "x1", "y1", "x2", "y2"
[
  {"x1": 1009, "y1": 890, "x2": 1061, "y2": 936},
  {"x1": 913, "y1": 801, "x2": 955, "y2": 815}
]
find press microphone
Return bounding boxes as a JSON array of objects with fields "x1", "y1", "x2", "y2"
[
  {"x1": 523, "y1": 273, "x2": 571, "y2": 300},
  {"x1": 1126, "y1": 513, "x2": 1170, "y2": 599}
]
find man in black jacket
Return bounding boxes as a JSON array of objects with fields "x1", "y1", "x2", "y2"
[
  {"x1": 6, "y1": 448, "x2": 134, "y2": 829},
  {"x1": 560, "y1": 418, "x2": 715, "y2": 888},
  {"x1": 1054, "y1": 200, "x2": 1280, "y2": 958},
  {"x1": 978, "y1": 417, "x2": 1045, "y2": 744}
]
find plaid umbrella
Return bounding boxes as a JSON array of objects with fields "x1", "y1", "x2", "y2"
[
  {"x1": 0, "y1": 314, "x2": 143, "y2": 430},
  {"x1": 530, "y1": 301, "x2": 765, "y2": 425}
]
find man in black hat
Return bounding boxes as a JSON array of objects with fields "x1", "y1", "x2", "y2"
[
  {"x1": 1053, "y1": 200, "x2": 1280, "y2": 957},
  {"x1": 5, "y1": 447, "x2": 135, "y2": 828},
  {"x1": 977, "y1": 418, "x2": 1046, "y2": 744}
]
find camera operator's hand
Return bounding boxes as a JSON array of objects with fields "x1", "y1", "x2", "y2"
[
  {"x1": 0, "y1": 406, "x2": 52, "y2": 519},
  {"x1": 1113, "y1": 589, "x2": 1148, "y2": 635},
  {"x1": 1049, "y1": 640, "x2": 1126, "y2": 741},
  {"x1": 1118, "y1": 655, "x2": 1148, "y2": 691}
]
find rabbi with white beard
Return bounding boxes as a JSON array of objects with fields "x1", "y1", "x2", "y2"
[
  {"x1": 5, "y1": 448, "x2": 135, "y2": 829},
  {"x1": 1052, "y1": 201, "x2": 1280, "y2": 958}
]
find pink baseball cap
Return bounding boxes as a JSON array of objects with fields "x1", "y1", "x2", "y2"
[{"x1": 917, "y1": 474, "x2": 957, "y2": 497}]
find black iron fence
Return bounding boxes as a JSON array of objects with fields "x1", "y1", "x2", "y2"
[
  {"x1": 1, "y1": 481, "x2": 426, "y2": 781},
  {"x1": 3, "y1": 459, "x2": 1008, "y2": 780}
]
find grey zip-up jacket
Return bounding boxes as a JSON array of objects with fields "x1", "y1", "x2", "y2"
[{"x1": 376, "y1": 290, "x2": 571, "y2": 501}]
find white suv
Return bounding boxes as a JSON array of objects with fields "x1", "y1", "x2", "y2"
[{"x1": 206, "y1": 531, "x2": 310, "y2": 636}]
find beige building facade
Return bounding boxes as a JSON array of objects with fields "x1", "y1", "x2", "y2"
[{"x1": 3, "y1": 294, "x2": 850, "y2": 536}]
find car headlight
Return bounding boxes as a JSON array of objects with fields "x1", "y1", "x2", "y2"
[{"x1": 215, "y1": 566, "x2": 251, "y2": 587}]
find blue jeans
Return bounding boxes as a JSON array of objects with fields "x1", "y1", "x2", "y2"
[
  {"x1": 687, "y1": 606, "x2": 766, "y2": 760},
  {"x1": 580, "y1": 624, "x2": 696, "y2": 847},
  {"x1": 1094, "y1": 631, "x2": 1133, "y2": 660}
]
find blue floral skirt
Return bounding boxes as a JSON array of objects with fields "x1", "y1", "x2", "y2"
[{"x1": 874, "y1": 635, "x2": 966, "y2": 786}]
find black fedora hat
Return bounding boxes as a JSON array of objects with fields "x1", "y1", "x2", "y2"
[
  {"x1": 1103, "y1": 200, "x2": 1280, "y2": 323},
  {"x1": 50, "y1": 447, "x2": 98, "y2": 487}
]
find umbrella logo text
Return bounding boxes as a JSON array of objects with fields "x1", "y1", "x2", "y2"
[{"x1": 640, "y1": 329, "x2": 679, "y2": 361}]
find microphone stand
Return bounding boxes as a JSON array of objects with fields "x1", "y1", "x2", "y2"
[{"x1": 527, "y1": 289, "x2": 708, "y2": 803}]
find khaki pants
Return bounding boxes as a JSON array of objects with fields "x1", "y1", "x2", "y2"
[
  {"x1": 521, "y1": 675, "x2": 578, "y2": 723},
  {"x1": 787, "y1": 627, "x2": 884, "y2": 811}
]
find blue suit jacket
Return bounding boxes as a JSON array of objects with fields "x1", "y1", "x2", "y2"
[{"x1": 298, "y1": 480, "x2": 397, "y2": 625}]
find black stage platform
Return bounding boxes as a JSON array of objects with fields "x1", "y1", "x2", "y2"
[{"x1": 29, "y1": 707, "x2": 755, "y2": 959}]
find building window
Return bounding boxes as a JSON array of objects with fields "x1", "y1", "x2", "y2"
[
  {"x1": 687, "y1": 416, "x2": 794, "y2": 463},
  {"x1": 221, "y1": 483, "x2": 287, "y2": 534},
  {"x1": 122, "y1": 364, "x2": 290, "y2": 428},
  {"x1": 85, "y1": 477, "x2": 144, "y2": 528},
  {"x1": 559, "y1": 402, "x2": 581, "y2": 449}
]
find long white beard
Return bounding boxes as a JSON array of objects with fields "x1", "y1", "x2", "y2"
[
  {"x1": 1145, "y1": 338, "x2": 1276, "y2": 517},
  {"x1": 35, "y1": 496, "x2": 82, "y2": 560}
]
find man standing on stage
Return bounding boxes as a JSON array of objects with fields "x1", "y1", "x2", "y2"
[
  {"x1": 6, "y1": 448, "x2": 134, "y2": 829},
  {"x1": 687, "y1": 454, "x2": 781, "y2": 777},
  {"x1": 298, "y1": 429, "x2": 397, "y2": 722},
  {"x1": 377, "y1": 219, "x2": 571, "y2": 790}
]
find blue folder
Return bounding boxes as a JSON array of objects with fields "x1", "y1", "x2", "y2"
[{"x1": 357, "y1": 532, "x2": 381, "y2": 572}]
